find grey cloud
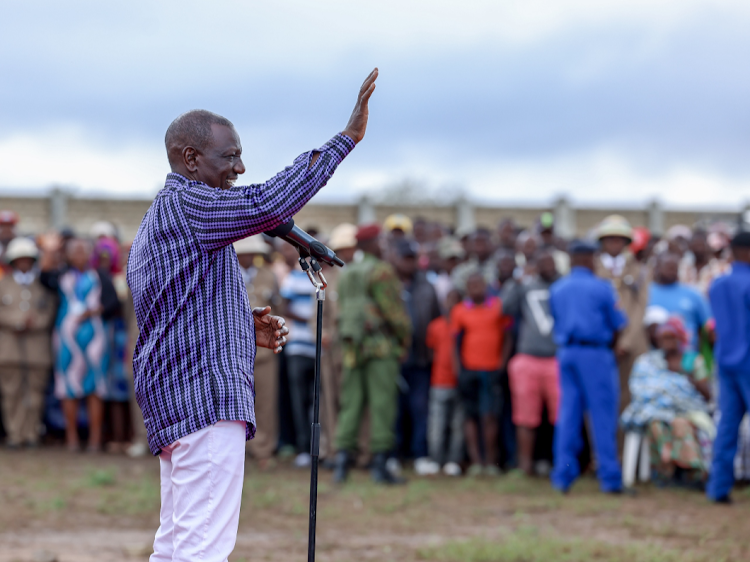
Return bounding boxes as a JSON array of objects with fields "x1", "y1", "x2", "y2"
[{"x1": 1, "y1": 4, "x2": 749, "y2": 187}]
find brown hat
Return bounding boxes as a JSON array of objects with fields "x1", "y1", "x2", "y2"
[
  {"x1": 356, "y1": 223, "x2": 381, "y2": 242},
  {"x1": 329, "y1": 223, "x2": 358, "y2": 251},
  {"x1": 233, "y1": 234, "x2": 273, "y2": 255}
]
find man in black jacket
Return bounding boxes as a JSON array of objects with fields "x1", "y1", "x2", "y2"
[{"x1": 392, "y1": 239, "x2": 442, "y2": 475}]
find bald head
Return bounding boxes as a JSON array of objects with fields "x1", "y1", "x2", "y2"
[
  {"x1": 164, "y1": 110, "x2": 246, "y2": 189},
  {"x1": 165, "y1": 110, "x2": 234, "y2": 167}
]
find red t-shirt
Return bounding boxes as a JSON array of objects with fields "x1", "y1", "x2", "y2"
[
  {"x1": 426, "y1": 316, "x2": 457, "y2": 388},
  {"x1": 450, "y1": 296, "x2": 505, "y2": 371}
]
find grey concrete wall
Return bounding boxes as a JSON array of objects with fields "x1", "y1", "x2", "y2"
[{"x1": 0, "y1": 191, "x2": 740, "y2": 241}]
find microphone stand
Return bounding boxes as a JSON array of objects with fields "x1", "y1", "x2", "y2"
[{"x1": 297, "y1": 250, "x2": 327, "y2": 562}]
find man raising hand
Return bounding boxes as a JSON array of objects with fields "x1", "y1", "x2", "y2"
[{"x1": 128, "y1": 69, "x2": 378, "y2": 562}]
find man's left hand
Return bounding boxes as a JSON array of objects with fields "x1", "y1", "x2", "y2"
[{"x1": 253, "y1": 307, "x2": 289, "y2": 354}]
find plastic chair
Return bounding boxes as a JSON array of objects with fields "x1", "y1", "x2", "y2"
[{"x1": 622, "y1": 431, "x2": 650, "y2": 488}]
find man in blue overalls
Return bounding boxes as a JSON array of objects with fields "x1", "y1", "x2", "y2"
[
  {"x1": 706, "y1": 231, "x2": 750, "y2": 503},
  {"x1": 550, "y1": 240, "x2": 627, "y2": 494}
]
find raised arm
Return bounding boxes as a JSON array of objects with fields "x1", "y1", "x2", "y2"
[
  {"x1": 179, "y1": 134, "x2": 354, "y2": 250},
  {"x1": 180, "y1": 69, "x2": 379, "y2": 251}
]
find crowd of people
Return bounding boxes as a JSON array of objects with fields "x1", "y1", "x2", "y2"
[{"x1": 2, "y1": 206, "x2": 750, "y2": 501}]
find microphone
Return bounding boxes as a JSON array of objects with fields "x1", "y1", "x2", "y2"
[{"x1": 264, "y1": 219, "x2": 345, "y2": 267}]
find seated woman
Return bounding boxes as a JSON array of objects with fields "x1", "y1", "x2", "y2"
[{"x1": 621, "y1": 316, "x2": 713, "y2": 487}]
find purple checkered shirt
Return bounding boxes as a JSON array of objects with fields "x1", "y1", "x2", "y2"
[{"x1": 127, "y1": 133, "x2": 355, "y2": 454}]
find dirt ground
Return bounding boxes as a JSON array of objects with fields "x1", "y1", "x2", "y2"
[{"x1": 1, "y1": 448, "x2": 749, "y2": 562}]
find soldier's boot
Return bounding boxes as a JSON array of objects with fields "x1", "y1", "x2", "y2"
[
  {"x1": 333, "y1": 450, "x2": 350, "y2": 484},
  {"x1": 371, "y1": 453, "x2": 406, "y2": 485}
]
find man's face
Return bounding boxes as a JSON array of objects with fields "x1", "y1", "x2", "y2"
[
  {"x1": 195, "y1": 124, "x2": 246, "y2": 189},
  {"x1": 600, "y1": 236, "x2": 629, "y2": 257},
  {"x1": 540, "y1": 228, "x2": 554, "y2": 245},
  {"x1": 0, "y1": 223, "x2": 15, "y2": 244},
  {"x1": 690, "y1": 234, "x2": 708, "y2": 259},
  {"x1": 537, "y1": 253, "x2": 557, "y2": 281},
  {"x1": 396, "y1": 255, "x2": 417, "y2": 278},
  {"x1": 428, "y1": 223, "x2": 443, "y2": 242},
  {"x1": 668, "y1": 237, "x2": 689, "y2": 256},
  {"x1": 237, "y1": 253, "x2": 256, "y2": 269},
  {"x1": 12, "y1": 257, "x2": 34, "y2": 274},
  {"x1": 657, "y1": 256, "x2": 679, "y2": 284},
  {"x1": 444, "y1": 255, "x2": 460, "y2": 274},
  {"x1": 473, "y1": 234, "x2": 493, "y2": 261},
  {"x1": 520, "y1": 236, "x2": 538, "y2": 259},
  {"x1": 657, "y1": 331, "x2": 680, "y2": 354},
  {"x1": 498, "y1": 222, "x2": 516, "y2": 248},
  {"x1": 66, "y1": 239, "x2": 91, "y2": 271},
  {"x1": 280, "y1": 242, "x2": 299, "y2": 268},
  {"x1": 497, "y1": 255, "x2": 516, "y2": 283},
  {"x1": 466, "y1": 275, "x2": 487, "y2": 303},
  {"x1": 337, "y1": 246, "x2": 357, "y2": 264},
  {"x1": 426, "y1": 248, "x2": 441, "y2": 272}
]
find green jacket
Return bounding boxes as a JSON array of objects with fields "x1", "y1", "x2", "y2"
[{"x1": 337, "y1": 253, "x2": 411, "y2": 366}]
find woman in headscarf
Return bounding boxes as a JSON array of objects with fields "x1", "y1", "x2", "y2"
[{"x1": 621, "y1": 316, "x2": 713, "y2": 487}]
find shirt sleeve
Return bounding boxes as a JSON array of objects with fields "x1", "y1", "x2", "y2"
[
  {"x1": 426, "y1": 321, "x2": 436, "y2": 350},
  {"x1": 694, "y1": 290, "x2": 712, "y2": 329},
  {"x1": 369, "y1": 263, "x2": 412, "y2": 349},
  {"x1": 450, "y1": 305, "x2": 463, "y2": 335},
  {"x1": 179, "y1": 134, "x2": 355, "y2": 251},
  {"x1": 500, "y1": 281, "x2": 521, "y2": 317},
  {"x1": 603, "y1": 285, "x2": 628, "y2": 332}
]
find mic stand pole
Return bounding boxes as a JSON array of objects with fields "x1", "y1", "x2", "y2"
[{"x1": 298, "y1": 252, "x2": 327, "y2": 562}]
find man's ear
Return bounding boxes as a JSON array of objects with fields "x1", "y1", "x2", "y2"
[{"x1": 183, "y1": 146, "x2": 199, "y2": 172}]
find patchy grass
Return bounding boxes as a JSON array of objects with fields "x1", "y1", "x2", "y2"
[
  {"x1": 85, "y1": 467, "x2": 117, "y2": 487},
  {"x1": 419, "y1": 533, "x2": 716, "y2": 562},
  {"x1": 97, "y1": 477, "x2": 160, "y2": 515},
  {"x1": 2, "y1": 450, "x2": 750, "y2": 561}
]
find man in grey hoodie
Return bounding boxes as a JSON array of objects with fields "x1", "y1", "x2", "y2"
[{"x1": 502, "y1": 248, "x2": 560, "y2": 475}]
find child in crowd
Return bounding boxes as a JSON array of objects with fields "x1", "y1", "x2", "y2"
[
  {"x1": 451, "y1": 271, "x2": 508, "y2": 476},
  {"x1": 426, "y1": 289, "x2": 465, "y2": 476}
]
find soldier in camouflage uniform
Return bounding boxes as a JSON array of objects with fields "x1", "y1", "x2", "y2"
[{"x1": 333, "y1": 223, "x2": 412, "y2": 484}]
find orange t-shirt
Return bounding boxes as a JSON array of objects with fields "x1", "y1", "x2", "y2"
[
  {"x1": 426, "y1": 316, "x2": 457, "y2": 388},
  {"x1": 450, "y1": 296, "x2": 505, "y2": 371}
]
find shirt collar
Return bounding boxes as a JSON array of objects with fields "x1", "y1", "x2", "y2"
[
  {"x1": 165, "y1": 172, "x2": 191, "y2": 186},
  {"x1": 600, "y1": 253, "x2": 626, "y2": 275},
  {"x1": 571, "y1": 266, "x2": 594, "y2": 276},
  {"x1": 13, "y1": 269, "x2": 36, "y2": 286},
  {"x1": 463, "y1": 295, "x2": 497, "y2": 309},
  {"x1": 732, "y1": 261, "x2": 750, "y2": 272}
]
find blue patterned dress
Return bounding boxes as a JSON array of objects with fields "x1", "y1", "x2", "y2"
[{"x1": 53, "y1": 269, "x2": 110, "y2": 399}]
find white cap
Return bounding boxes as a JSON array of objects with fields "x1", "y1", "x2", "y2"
[
  {"x1": 233, "y1": 234, "x2": 273, "y2": 255},
  {"x1": 643, "y1": 305, "x2": 669, "y2": 327},
  {"x1": 5, "y1": 237, "x2": 39, "y2": 263},
  {"x1": 329, "y1": 223, "x2": 358, "y2": 251},
  {"x1": 90, "y1": 221, "x2": 117, "y2": 239},
  {"x1": 666, "y1": 224, "x2": 692, "y2": 241}
]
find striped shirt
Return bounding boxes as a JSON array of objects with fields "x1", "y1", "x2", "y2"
[{"x1": 127, "y1": 133, "x2": 355, "y2": 454}]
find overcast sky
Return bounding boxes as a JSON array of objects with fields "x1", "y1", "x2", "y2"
[{"x1": 1, "y1": 0, "x2": 749, "y2": 206}]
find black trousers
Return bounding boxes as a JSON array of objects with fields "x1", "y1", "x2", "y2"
[{"x1": 286, "y1": 354, "x2": 316, "y2": 454}]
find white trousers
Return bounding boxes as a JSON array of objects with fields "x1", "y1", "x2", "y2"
[{"x1": 150, "y1": 420, "x2": 247, "y2": 562}]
